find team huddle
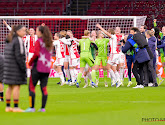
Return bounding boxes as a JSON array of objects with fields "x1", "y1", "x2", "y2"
[
  {"x1": 52, "y1": 24, "x2": 127, "y2": 88},
  {"x1": 0, "y1": 19, "x2": 164, "y2": 112}
]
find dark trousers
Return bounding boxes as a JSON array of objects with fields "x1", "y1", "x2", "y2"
[
  {"x1": 146, "y1": 58, "x2": 157, "y2": 84},
  {"x1": 29, "y1": 66, "x2": 49, "y2": 108},
  {"x1": 132, "y1": 61, "x2": 148, "y2": 85},
  {"x1": 153, "y1": 56, "x2": 156, "y2": 70},
  {"x1": 126, "y1": 55, "x2": 134, "y2": 81}
]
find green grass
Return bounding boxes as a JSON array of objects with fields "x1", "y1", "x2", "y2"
[{"x1": 1, "y1": 77, "x2": 165, "y2": 125}]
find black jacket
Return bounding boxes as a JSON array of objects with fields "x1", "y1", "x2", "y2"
[
  {"x1": 133, "y1": 33, "x2": 153, "y2": 59},
  {"x1": 3, "y1": 36, "x2": 27, "y2": 85},
  {"x1": 133, "y1": 32, "x2": 148, "y2": 48}
]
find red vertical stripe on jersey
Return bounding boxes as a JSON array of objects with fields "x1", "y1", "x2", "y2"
[
  {"x1": 116, "y1": 34, "x2": 123, "y2": 53},
  {"x1": 65, "y1": 45, "x2": 69, "y2": 55},
  {"x1": 59, "y1": 40, "x2": 65, "y2": 58},
  {"x1": 29, "y1": 36, "x2": 35, "y2": 53},
  {"x1": 72, "y1": 41, "x2": 80, "y2": 58}
]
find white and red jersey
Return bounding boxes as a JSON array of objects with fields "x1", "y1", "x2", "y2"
[
  {"x1": 116, "y1": 34, "x2": 124, "y2": 52},
  {"x1": 53, "y1": 37, "x2": 71, "y2": 58},
  {"x1": 22, "y1": 35, "x2": 27, "y2": 49},
  {"x1": 68, "y1": 38, "x2": 80, "y2": 59},
  {"x1": 61, "y1": 37, "x2": 72, "y2": 55},
  {"x1": 109, "y1": 35, "x2": 118, "y2": 54},
  {"x1": 25, "y1": 35, "x2": 38, "y2": 53},
  {"x1": 22, "y1": 35, "x2": 27, "y2": 42},
  {"x1": 53, "y1": 40, "x2": 65, "y2": 58}
]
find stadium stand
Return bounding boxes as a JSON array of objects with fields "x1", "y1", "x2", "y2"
[
  {"x1": 0, "y1": 0, "x2": 69, "y2": 16},
  {"x1": 0, "y1": 0, "x2": 164, "y2": 28},
  {"x1": 87, "y1": 0, "x2": 165, "y2": 28}
]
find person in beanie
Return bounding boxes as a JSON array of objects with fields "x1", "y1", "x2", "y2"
[
  {"x1": 4, "y1": 25, "x2": 27, "y2": 112},
  {"x1": 25, "y1": 25, "x2": 53, "y2": 112}
]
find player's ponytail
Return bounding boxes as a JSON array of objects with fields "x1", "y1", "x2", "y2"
[{"x1": 38, "y1": 25, "x2": 53, "y2": 51}]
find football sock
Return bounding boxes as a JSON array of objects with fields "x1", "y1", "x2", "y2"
[
  {"x1": 104, "y1": 70, "x2": 107, "y2": 83},
  {"x1": 59, "y1": 72, "x2": 65, "y2": 83},
  {"x1": 91, "y1": 70, "x2": 96, "y2": 83},
  {"x1": 6, "y1": 99, "x2": 11, "y2": 107},
  {"x1": 87, "y1": 72, "x2": 92, "y2": 82},
  {"x1": 77, "y1": 72, "x2": 82, "y2": 83},
  {"x1": 14, "y1": 99, "x2": 19, "y2": 108},
  {"x1": 115, "y1": 71, "x2": 120, "y2": 82},
  {"x1": 120, "y1": 67, "x2": 124, "y2": 81},
  {"x1": 70, "y1": 69, "x2": 75, "y2": 82},
  {"x1": 109, "y1": 69, "x2": 116, "y2": 82},
  {"x1": 96, "y1": 70, "x2": 99, "y2": 81},
  {"x1": 0, "y1": 92, "x2": 3, "y2": 101}
]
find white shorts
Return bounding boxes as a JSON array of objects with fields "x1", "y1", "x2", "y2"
[
  {"x1": 64, "y1": 55, "x2": 70, "y2": 62},
  {"x1": 28, "y1": 52, "x2": 34, "y2": 62},
  {"x1": 54, "y1": 58, "x2": 64, "y2": 66},
  {"x1": 118, "y1": 52, "x2": 125, "y2": 64},
  {"x1": 108, "y1": 53, "x2": 120, "y2": 66},
  {"x1": 69, "y1": 58, "x2": 80, "y2": 67}
]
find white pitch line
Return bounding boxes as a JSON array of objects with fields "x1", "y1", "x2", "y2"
[{"x1": 55, "y1": 101, "x2": 165, "y2": 103}]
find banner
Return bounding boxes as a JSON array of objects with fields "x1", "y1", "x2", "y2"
[{"x1": 27, "y1": 56, "x2": 165, "y2": 78}]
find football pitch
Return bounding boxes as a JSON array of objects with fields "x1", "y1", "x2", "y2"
[{"x1": 1, "y1": 77, "x2": 165, "y2": 125}]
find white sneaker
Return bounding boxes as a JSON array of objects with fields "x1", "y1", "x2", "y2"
[
  {"x1": 65, "y1": 81, "x2": 69, "y2": 85},
  {"x1": 83, "y1": 84, "x2": 88, "y2": 88},
  {"x1": 116, "y1": 81, "x2": 122, "y2": 88},
  {"x1": 127, "y1": 81, "x2": 132, "y2": 87},
  {"x1": 158, "y1": 79, "x2": 164, "y2": 86},
  {"x1": 69, "y1": 82, "x2": 76, "y2": 86},
  {"x1": 60, "y1": 82, "x2": 66, "y2": 86},
  {"x1": 148, "y1": 83, "x2": 154, "y2": 87},
  {"x1": 111, "y1": 80, "x2": 116, "y2": 86},
  {"x1": 37, "y1": 81, "x2": 40, "y2": 85},
  {"x1": 121, "y1": 79, "x2": 124, "y2": 86},
  {"x1": 105, "y1": 82, "x2": 108, "y2": 87},
  {"x1": 91, "y1": 86, "x2": 95, "y2": 88},
  {"x1": 133, "y1": 85, "x2": 144, "y2": 88}
]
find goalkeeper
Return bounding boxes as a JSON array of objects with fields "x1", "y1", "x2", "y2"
[
  {"x1": 76, "y1": 30, "x2": 98, "y2": 88},
  {"x1": 94, "y1": 30, "x2": 109, "y2": 87}
]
